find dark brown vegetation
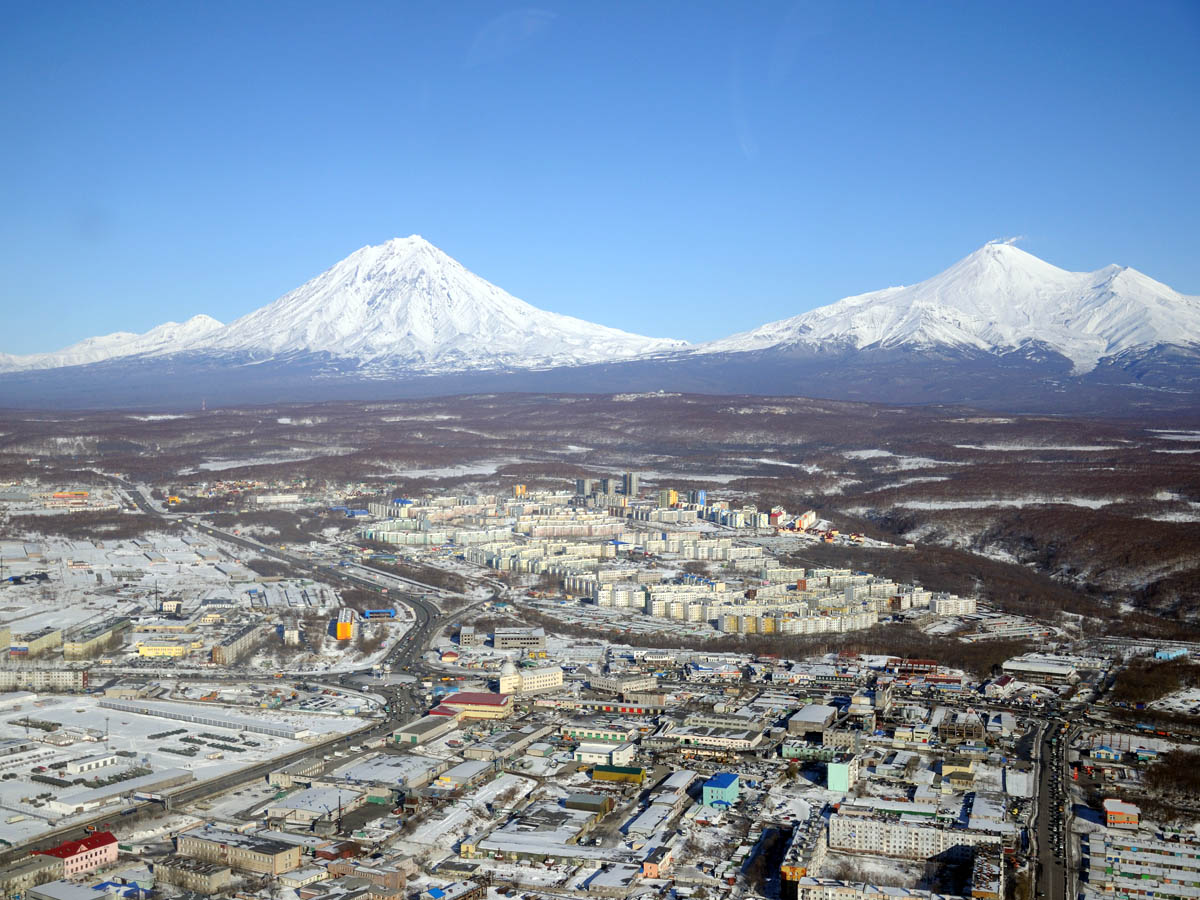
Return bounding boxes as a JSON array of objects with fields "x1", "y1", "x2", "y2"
[
  {"x1": 1144, "y1": 749, "x2": 1200, "y2": 799},
  {"x1": 357, "y1": 546, "x2": 469, "y2": 594},
  {"x1": 6, "y1": 511, "x2": 179, "y2": 540},
  {"x1": 1109, "y1": 658, "x2": 1200, "y2": 704},
  {"x1": 244, "y1": 558, "x2": 291, "y2": 578}
]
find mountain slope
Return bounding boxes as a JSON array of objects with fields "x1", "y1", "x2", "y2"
[
  {"x1": 0, "y1": 237, "x2": 684, "y2": 375},
  {"x1": 698, "y1": 242, "x2": 1200, "y2": 372},
  {"x1": 192, "y1": 235, "x2": 685, "y2": 370},
  {"x1": 0, "y1": 315, "x2": 223, "y2": 373}
]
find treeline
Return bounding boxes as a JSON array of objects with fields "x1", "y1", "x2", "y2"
[
  {"x1": 1144, "y1": 749, "x2": 1200, "y2": 798},
  {"x1": 7, "y1": 511, "x2": 179, "y2": 541},
  {"x1": 1109, "y1": 657, "x2": 1200, "y2": 704},
  {"x1": 244, "y1": 558, "x2": 292, "y2": 578}
]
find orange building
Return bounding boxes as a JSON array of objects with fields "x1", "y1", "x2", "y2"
[{"x1": 1103, "y1": 798, "x2": 1140, "y2": 829}]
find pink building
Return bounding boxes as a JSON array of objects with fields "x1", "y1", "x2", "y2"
[{"x1": 36, "y1": 831, "x2": 119, "y2": 876}]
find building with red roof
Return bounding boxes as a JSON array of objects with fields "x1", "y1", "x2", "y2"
[{"x1": 35, "y1": 831, "x2": 118, "y2": 876}]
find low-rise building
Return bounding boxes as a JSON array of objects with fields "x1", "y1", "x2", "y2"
[
  {"x1": 492, "y1": 627, "x2": 546, "y2": 651},
  {"x1": 1104, "y1": 799, "x2": 1140, "y2": 830},
  {"x1": 0, "y1": 855, "x2": 64, "y2": 900},
  {"x1": 267, "y1": 787, "x2": 367, "y2": 826},
  {"x1": 35, "y1": 832, "x2": 118, "y2": 877},
  {"x1": 394, "y1": 714, "x2": 460, "y2": 745},
  {"x1": 574, "y1": 741, "x2": 636, "y2": 767},
  {"x1": 702, "y1": 772, "x2": 739, "y2": 808},
  {"x1": 435, "y1": 691, "x2": 512, "y2": 720},
  {"x1": 153, "y1": 857, "x2": 233, "y2": 894},
  {"x1": 177, "y1": 826, "x2": 302, "y2": 875}
]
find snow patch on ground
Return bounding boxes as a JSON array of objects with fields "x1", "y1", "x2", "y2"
[
  {"x1": 737, "y1": 457, "x2": 822, "y2": 472},
  {"x1": 954, "y1": 443, "x2": 1121, "y2": 451},
  {"x1": 845, "y1": 449, "x2": 895, "y2": 459},
  {"x1": 894, "y1": 497, "x2": 1114, "y2": 510},
  {"x1": 382, "y1": 459, "x2": 521, "y2": 478},
  {"x1": 1142, "y1": 511, "x2": 1200, "y2": 523}
]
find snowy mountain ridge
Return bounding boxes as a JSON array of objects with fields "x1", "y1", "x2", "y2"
[
  {"x1": 697, "y1": 241, "x2": 1200, "y2": 372},
  {"x1": 2, "y1": 238, "x2": 1197, "y2": 377},
  {"x1": 0, "y1": 314, "x2": 224, "y2": 373}
]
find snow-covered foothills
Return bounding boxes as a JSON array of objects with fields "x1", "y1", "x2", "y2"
[
  {"x1": 695, "y1": 241, "x2": 1200, "y2": 372},
  {"x1": 0, "y1": 315, "x2": 223, "y2": 372}
]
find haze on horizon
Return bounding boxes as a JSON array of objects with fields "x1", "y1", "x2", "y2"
[{"x1": 1, "y1": 1, "x2": 1198, "y2": 353}]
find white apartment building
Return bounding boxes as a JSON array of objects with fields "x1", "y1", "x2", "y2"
[
  {"x1": 931, "y1": 594, "x2": 978, "y2": 616},
  {"x1": 828, "y1": 812, "x2": 1000, "y2": 860}
]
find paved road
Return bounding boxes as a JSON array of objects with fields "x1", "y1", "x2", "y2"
[
  {"x1": 1034, "y1": 720, "x2": 1070, "y2": 900},
  {"x1": 32, "y1": 480, "x2": 464, "y2": 831}
]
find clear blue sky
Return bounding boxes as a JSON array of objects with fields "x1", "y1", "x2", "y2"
[{"x1": 2, "y1": 1, "x2": 1198, "y2": 352}]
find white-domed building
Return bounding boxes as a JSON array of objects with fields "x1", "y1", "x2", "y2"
[{"x1": 498, "y1": 658, "x2": 563, "y2": 695}]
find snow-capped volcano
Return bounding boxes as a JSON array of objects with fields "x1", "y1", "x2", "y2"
[
  {"x1": 0, "y1": 236, "x2": 684, "y2": 375},
  {"x1": 698, "y1": 241, "x2": 1200, "y2": 372},
  {"x1": 196, "y1": 235, "x2": 685, "y2": 369},
  {"x1": 0, "y1": 315, "x2": 224, "y2": 373}
]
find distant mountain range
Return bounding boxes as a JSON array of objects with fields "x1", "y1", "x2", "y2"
[{"x1": 3, "y1": 237, "x2": 1198, "y2": 412}]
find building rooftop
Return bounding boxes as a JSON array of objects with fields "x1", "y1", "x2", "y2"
[
  {"x1": 36, "y1": 831, "x2": 117, "y2": 859},
  {"x1": 441, "y1": 691, "x2": 510, "y2": 707}
]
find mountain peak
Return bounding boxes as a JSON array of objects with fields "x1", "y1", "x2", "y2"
[
  {"x1": 699, "y1": 243, "x2": 1200, "y2": 372},
  {"x1": 184, "y1": 238, "x2": 685, "y2": 369}
]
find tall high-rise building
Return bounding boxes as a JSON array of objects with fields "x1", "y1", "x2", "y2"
[
  {"x1": 622, "y1": 472, "x2": 640, "y2": 497},
  {"x1": 600, "y1": 477, "x2": 614, "y2": 495},
  {"x1": 575, "y1": 478, "x2": 593, "y2": 496}
]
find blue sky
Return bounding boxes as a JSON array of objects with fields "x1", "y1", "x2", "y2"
[{"x1": 2, "y1": 1, "x2": 1198, "y2": 351}]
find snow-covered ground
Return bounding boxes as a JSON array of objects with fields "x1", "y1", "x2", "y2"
[
  {"x1": 1150, "y1": 687, "x2": 1200, "y2": 716},
  {"x1": 408, "y1": 773, "x2": 534, "y2": 846},
  {"x1": 0, "y1": 694, "x2": 361, "y2": 846}
]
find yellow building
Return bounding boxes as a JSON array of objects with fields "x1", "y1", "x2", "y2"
[
  {"x1": 334, "y1": 608, "x2": 357, "y2": 642},
  {"x1": 137, "y1": 639, "x2": 203, "y2": 658},
  {"x1": 591, "y1": 765, "x2": 645, "y2": 785},
  {"x1": 436, "y1": 691, "x2": 513, "y2": 720}
]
